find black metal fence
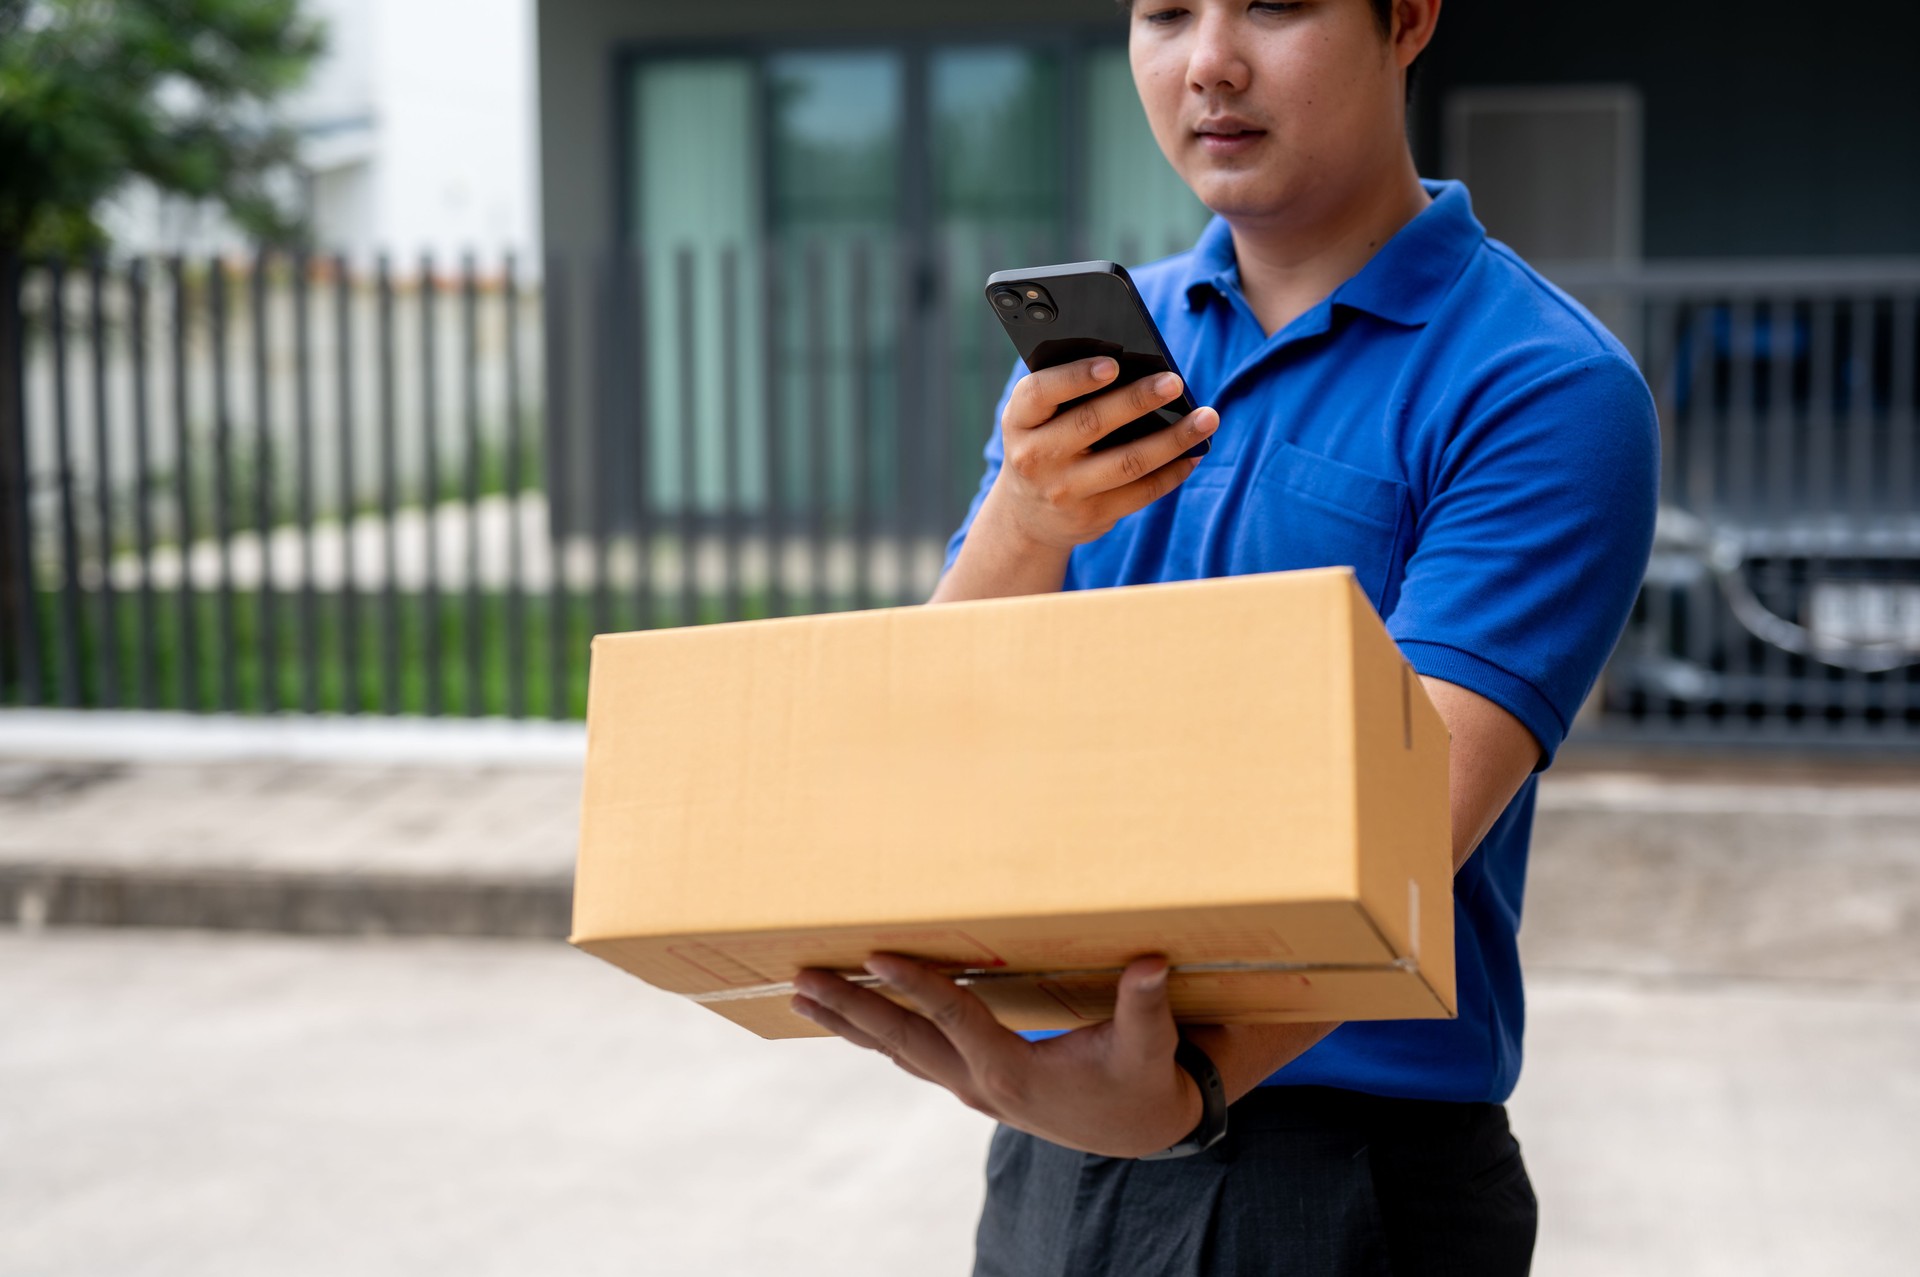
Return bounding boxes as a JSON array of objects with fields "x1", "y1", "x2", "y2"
[
  {"x1": 2, "y1": 246, "x2": 1917, "y2": 746},
  {"x1": 1559, "y1": 261, "x2": 1920, "y2": 746},
  {"x1": 0, "y1": 243, "x2": 1022, "y2": 722},
  {"x1": 2, "y1": 251, "x2": 544, "y2": 718}
]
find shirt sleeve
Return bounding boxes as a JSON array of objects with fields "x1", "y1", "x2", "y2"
[
  {"x1": 940, "y1": 362, "x2": 1024, "y2": 576},
  {"x1": 1387, "y1": 352, "x2": 1660, "y2": 769}
]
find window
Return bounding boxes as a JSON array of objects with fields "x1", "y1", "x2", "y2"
[{"x1": 624, "y1": 37, "x2": 1208, "y2": 519}]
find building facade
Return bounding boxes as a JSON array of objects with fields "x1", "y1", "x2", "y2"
[
  {"x1": 534, "y1": 0, "x2": 1920, "y2": 737},
  {"x1": 105, "y1": 0, "x2": 540, "y2": 262}
]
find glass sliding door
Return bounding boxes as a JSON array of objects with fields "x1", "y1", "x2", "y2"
[
  {"x1": 632, "y1": 60, "x2": 760, "y2": 516},
  {"x1": 932, "y1": 48, "x2": 1067, "y2": 507},
  {"x1": 1083, "y1": 48, "x2": 1212, "y2": 265},
  {"x1": 766, "y1": 52, "x2": 904, "y2": 521},
  {"x1": 624, "y1": 37, "x2": 1204, "y2": 541},
  {"x1": 768, "y1": 52, "x2": 902, "y2": 239},
  {"x1": 933, "y1": 48, "x2": 1065, "y2": 253}
]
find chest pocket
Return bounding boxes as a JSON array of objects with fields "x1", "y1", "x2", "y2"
[{"x1": 1223, "y1": 442, "x2": 1410, "y2": 610}]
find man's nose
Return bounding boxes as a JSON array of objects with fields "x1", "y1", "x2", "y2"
[{"x1": 1186, "y1": 9, "x2": 1252, "y2": 95}]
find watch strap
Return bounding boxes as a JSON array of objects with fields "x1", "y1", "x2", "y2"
[{"x1": 1138, "y1": 1035, "x2": 1228, "y2": 1160}]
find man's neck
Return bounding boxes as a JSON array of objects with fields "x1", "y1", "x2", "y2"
[{"x1": 1225, "y1": 158, "x2": 1431, "y2": 337}]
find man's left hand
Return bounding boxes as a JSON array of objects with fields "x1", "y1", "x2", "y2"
[{"x1": 791, "y1": 954, "x2": 1199, "y2": 1159}]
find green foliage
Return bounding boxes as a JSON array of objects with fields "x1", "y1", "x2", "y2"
[
  {"x1": 8, "y1": 587, "x2": 781, "y2": 717},
  {"x1": 0, "y1": 0, "x2": 325, "y2": 255}
]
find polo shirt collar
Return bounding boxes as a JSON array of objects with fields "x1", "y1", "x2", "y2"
[
  {"x1": 1180, "y1": 179, "x2": 1486, "y2": 327},
  {"x1": 1181, "y1": 216, "x2": 1242, "y2": 313}
]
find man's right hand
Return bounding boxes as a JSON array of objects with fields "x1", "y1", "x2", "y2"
[
  {"x1": 991, "y1": 357, "x2": 1217, "y2": 550},
  {"x1": 930, "y1": 357, "x2": 1217, "y2": 604}
]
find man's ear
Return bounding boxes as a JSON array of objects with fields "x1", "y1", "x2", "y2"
[{"x1": 1392, "y1": 0, "x2": 1442, "y2": 70}]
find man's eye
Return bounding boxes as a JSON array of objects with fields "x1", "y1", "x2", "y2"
[{"x1": 1142, "y1": 6, "x2": 1188, "y2": 23}]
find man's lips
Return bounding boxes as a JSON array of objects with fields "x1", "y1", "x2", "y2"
[{"x1": 1194, "y1": 123, "x2": 1267, "y2": 155}]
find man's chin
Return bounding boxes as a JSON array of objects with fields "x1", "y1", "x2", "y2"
[{"x1": 1189, "y1": 173, "x2": 1300, "y2": 225}]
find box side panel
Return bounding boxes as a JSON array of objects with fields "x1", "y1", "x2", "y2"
[
  {"x1": 990, "y1": 966, "x2": 1454, "y2": 1029},
  {"x1": 574, "y1": 571, "x2": 1365, "y2": 945},
  {"x1": 696, "y1": 993, "x2": 838, "y2": 1040},
  {"x1": 1346, "y1": 581, "x2": 1457, "y2": 1015},
  {"x1": 688, "y1": 965, "x2": 1453, "y2": 1041},
  {"x1": 573, "y1": 899, "x2": 1437, "y2": 1039},
  {"x1": 571, "y1": 899, "x2": 1398, "y2": 996}
]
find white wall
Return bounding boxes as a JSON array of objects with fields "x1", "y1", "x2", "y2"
[
  {"x1": 365, "y1": 0, "x2": 539, "y2": 262},
  {"x1": 101, "y1": 0, "x2": 539, "y2": 262},
  {"x1": 295, "y1": 0, "x2": 377, "y2": 132}
]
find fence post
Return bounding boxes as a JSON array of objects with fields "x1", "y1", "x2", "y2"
[
  {"x1": 542, "y1": 252, "x2": 571, "y2": 720},
  {"x1": 128, "y1": 259, "x2": 159, "y2": 708},
  {"x1": 168, "y1": 255, "x2": 200, "y2": 712},
  {"x1": 502, "y1": 251, "x2": 527, "y2": 719},
  {"x1": 48, "y1": 258, "x2": 84, "y2": 707},
  {"x1": 0, "y1": 249, "x2": 39, "y2": 702},
  {"x1": 87, "y1": 254, "x2": 119, "y2": 708},
  {"x1": 418, "y1": 251, "x2": 442, "y2": 716},
  {"x1": 250, "y1": 247, "x2": 278, "y2": 713}
]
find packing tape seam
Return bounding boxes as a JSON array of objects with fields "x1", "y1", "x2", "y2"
[{"x1": 685, "y1": 957, "x2": 1420, "y2": 1005}]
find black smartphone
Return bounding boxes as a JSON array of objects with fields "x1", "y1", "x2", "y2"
[{"x1": 984, "y1": 261, "x2": 1208, "y2": 458}]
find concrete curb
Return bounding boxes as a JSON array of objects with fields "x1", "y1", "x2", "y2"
[
  {"x1": 1, "y1": 863, "x2": 572, "y2": 940},
  {"x1": 3, "y1": 728, "x2": 1916, "y2": 977},
  {"x1": 0, "y1": 710, "x2": 586, "y2": 768},
  {"x1": 1537, "y1": 772, "x2": 1920, "y2": 817}
]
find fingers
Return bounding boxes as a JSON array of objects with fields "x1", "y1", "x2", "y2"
[
  {"x1": 791, "y1": 994, "x2": 935, "y2": 1083},
  {"x1": 790, "y1": 992, "x2": 888, "y2": 1051},
  {"x1": 995, "y1": 359, "x2": 1210, "y2": 550},
  {"x1": 1090, "y1": 449, "x2": 1206, "y2": 527},
  {"x1": 865, "y1": 955, "x2": 1035, "y2": 1116},
  {"x1": 1048, "y1": 372, "x2": 1193, "y2": 460},
  {"x1": 1079, "y1": 406, "x2": 1217, "y2": 496},
  {"x1": 1003, "y1": 356, "x2": 1121, "y2": 432},
  {"x1": 863, "y1": 954, "x2": 1015, "y2": 1058},
  {"x1": 1005, "y1": 360, "x2": 1191, "y2": 454},
  {"x1": 792, "y1": 967, "x2": 971, "y2": 1091},
  {"x1": 1109, "y1": 956, "x2": 1180, "y2": 1069}
]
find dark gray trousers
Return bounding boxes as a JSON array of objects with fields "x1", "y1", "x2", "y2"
[{"x1": 973, "y1": 1086, "x2": 1536, "y2": 1277}]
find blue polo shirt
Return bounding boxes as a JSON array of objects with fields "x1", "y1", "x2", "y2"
[{"x1": 942, "y1": 180, "x2": 1659, "y2": 1104}]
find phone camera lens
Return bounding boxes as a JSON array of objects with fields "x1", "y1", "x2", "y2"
[
  {"x1": 994, "y1": 290, "x2": 1020, "y2": 311},
  {"x1": 1025, "y1": 303, "x2": 1055, "y2": 323}
]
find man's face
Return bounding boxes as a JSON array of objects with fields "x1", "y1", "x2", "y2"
[{"x1": 1129, "y1": 0, "x2": 1407, "y2": 225}]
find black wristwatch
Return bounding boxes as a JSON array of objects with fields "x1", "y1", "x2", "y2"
[{"x1": 1139, "y1": 1036, "x2": 1228, "y2": 1160}]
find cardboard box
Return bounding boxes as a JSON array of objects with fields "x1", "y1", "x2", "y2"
[{"x1": 571, "y1": 568, "x2": 1454, "y2": 1039}]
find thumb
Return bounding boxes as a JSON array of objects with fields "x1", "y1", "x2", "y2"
[{"x1": 1111, "y1": 955, "x2": 1179, "y2": 1067}]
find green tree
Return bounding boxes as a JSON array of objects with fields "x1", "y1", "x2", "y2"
[{"x1": 0, "y1": 0, "x2": 323, "y2": 694}]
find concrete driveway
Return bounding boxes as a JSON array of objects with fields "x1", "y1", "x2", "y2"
[
  {"x1": 4, "y1": 927, "x2": 1917, "y2": 1277},
  {"x1": 3, "y1": 718, "x2": 1917, "y2": 1275}
]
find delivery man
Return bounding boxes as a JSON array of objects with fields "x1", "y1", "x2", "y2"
[{"x1": 791, "y1": 1, "x2": 1660, "y2": 1272}]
